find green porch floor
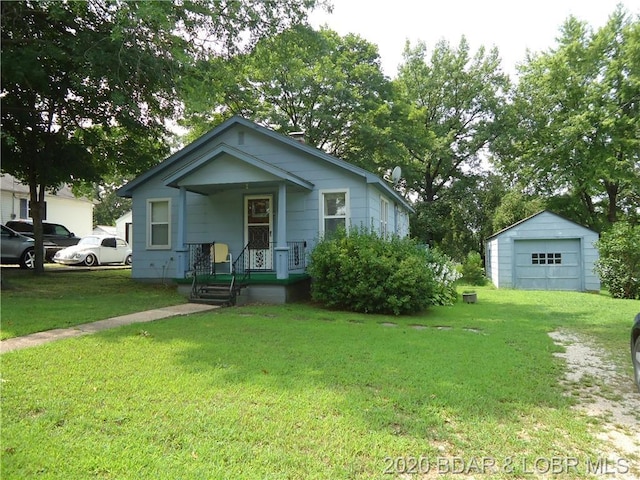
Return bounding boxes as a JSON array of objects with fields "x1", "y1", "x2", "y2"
[{"x1": 176, "y1": 272, "x2": 310, "y2": 286}]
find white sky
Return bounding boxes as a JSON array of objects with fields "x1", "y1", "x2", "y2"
[{"x1": 309, "y1": 0, "x2": 640, "y2": 78}]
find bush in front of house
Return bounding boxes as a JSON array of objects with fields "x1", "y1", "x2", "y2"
[
  {"x1": 460, "y1": 250, "x2": 487, "y2": 286},
  {"x1": 595, "y1": 221, "x2": 640, "y2": 299},
  {"x1": 308, "y1": 228, "x2": 437, "y2": 315}
]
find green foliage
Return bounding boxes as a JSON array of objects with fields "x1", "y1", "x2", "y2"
[
  {"x1": 460, "y1": 251, "x2": 487, "y2": 286},
  {"x1": 492, "y1": 190, "x2": 546, "y2": 233},
  {"x1": 424, "y1": 247, "x2": 461, "y2": 305},
  {"x1": 389, "y1": 38, "x2": 510, "y2": 204},
  {"x1": 595, "y1": 221, "x2": 640, "y2": 299},
  {"x1": 495, "y1": 7, "x2": 640, "y2": 227},
  {"x1": 0, "y1": 0, "x2": 324, "y2": 272},
  {"x1": 308, "y1": 229, "x2": 435, "y2": 315},
  {"x1": 181, "y1": 25, "x2": 391, "y2": 170},
  {"x1": 411, "y1": 173, "x2": 508, "y2": 260}
]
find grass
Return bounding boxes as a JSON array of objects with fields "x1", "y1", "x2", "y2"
[
  {"x1": 1, "y1": 272, "x2": 639, "y2": 479},
  {"x1": 0, "y1": 268, "x2": 187, "y2": 340}
]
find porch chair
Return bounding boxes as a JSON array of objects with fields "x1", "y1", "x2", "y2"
[{"x1": 210, "y1": 242, "x2": 233, "y2": 274}]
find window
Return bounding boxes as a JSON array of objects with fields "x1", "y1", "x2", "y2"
[
  {"x1": 380, "y1": 197, "x2": 389, "y2": 237},
  {"x1": 19, "y1": 198, "x2": 47, "y2": 219},
  {"x1": 320, "y1": 190, "x2": 349, "y2": 237},
  {"x1": 147, "y1": 199, "x2": 171, "y2": 249},
  {"x1": 19, "y1": 199, "x2": 28, "y2": 219},
  {"x1": 532, "y1": 252, "x2": 562, "y2": 265}
]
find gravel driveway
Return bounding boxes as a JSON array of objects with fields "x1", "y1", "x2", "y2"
[{"x1": 549, "y1": 330, "x2": 639, "y2": 479}]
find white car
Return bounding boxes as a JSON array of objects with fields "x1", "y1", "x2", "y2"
[{"x1": 53, "y1": 235, "x2": 132, "y2": 267}]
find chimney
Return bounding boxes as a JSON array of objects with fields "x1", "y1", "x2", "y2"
[{"x1": 290, "y1": 131, "x2": 305, "y2": 144}]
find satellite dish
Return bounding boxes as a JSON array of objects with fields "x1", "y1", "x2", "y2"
[{"x1": 391, "y1": 166, "x2": 402, "y2": 185}]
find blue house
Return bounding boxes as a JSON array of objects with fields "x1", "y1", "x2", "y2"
[{"x1": 118, "y1": 116, "x2": 413, "y2": 303}]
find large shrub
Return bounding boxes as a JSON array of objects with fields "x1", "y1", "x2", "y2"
[
  {"x1": 595, "y1": 222, "x2": 640, "y2": 299},
  {"x1": 308, "y1": 228, "x2": 436, "y2": 315}
]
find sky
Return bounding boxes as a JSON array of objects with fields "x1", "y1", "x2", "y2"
[{"x1": 309, "y1": 0, "x2": 640, "y2": 78}]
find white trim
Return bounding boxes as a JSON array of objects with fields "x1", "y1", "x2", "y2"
[
  {"x1": 244, "y1": 194, "x2": 274, "y2": 270},
  {"x1": 380, "y1": 196, "x2": 390, "y2": 237},
  {"x1": 319, "y1": 189, "x2": 350, "y2": 237},
  {"x1": 146, "y1": 198, "x2": 171, "y2": 250}
]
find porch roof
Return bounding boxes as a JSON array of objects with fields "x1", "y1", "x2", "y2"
[{"x1": 163, "y1": 143, "x2": 314, "y2": 195}]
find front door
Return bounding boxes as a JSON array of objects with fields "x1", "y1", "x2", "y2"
[{"x1": 244, "y1": 195, "x2": 273, "y2": 270}]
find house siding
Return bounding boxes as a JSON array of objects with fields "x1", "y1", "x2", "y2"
[
  {"x1": 486, "y1": 238, "x2": 500, "y2": 287},
  {"x1": 120, "y1": 118, "x2": 413, "y2": 282},
  {"x1": 1, "y1": 174, "x2": 94, "y2": 237}
]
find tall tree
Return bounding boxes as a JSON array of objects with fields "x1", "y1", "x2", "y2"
[
  {"x1": 495, "y1": 7, "x2": 640, "y2": 227},
  {"x1": 411, "y1": 173, "x2": 508, "y2": 260},
  {"x1": 1, "y1": 0, "x2": 324, "y2": 272},
  {"x1": 181, "y1": 25, "x2": 391, "y2": 169},
  {"x1": 387, "y1": 38, "x2": 509, "y2": 244}
]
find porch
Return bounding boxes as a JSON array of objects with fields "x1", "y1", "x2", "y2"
[{"x1": 182, "y1": 241, "x2": 310, "y2": 305}]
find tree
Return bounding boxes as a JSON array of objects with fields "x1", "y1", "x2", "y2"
[
  {"x1": 389, "y1": 39, "x2": 510, "y2": 206},
  {"x1": 495, "y1": 7, "x2": 640, "y2": 227},
  {"x1": 181, "y1": 25, "x2": 392, "y2": 169},
  {"x1": 491, "y1": 189, "x2": 546, "y2": 232},
  {"x1": 1, "y1": 0, "x2": 324, "y2": 272},
  {"x1": 595, "y1": 221, "x2": 640, "y2": 299},
  {"x1": 410, "y1": 172, "x2": 508, "y2": 260},
  {"x1": 381, "y1": 39, "x2": 509, "y2": 248}
]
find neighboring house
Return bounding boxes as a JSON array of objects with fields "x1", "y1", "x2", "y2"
[
  {"x1": 116, "y1": 211, "x2": 133, "y2": 244},
  {"x1": 93, "y1": 225, "x2": 117, "y2": 236},
  {"x1": 485, "y1": 210, "x2": 600, "y2": 292},
  {"x1": 117, "y1": 116, "x2": 413, "y2": 302},
  {"x1": 0, "y1": 173, "x2": 94, "y2": 238}
]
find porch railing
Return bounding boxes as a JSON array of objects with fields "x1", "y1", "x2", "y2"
[
  {"x1": 234, "y1": 241, "x2": 307, "y2": 275},
  {"x1": 186, "y1": 241, "x2": 307, "y2": 278}
]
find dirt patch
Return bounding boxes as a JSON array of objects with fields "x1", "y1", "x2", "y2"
[{"x1": 549, "y1": 330, "x2": 640, "y2": 477}]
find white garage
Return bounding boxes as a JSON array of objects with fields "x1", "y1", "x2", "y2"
[{"x1": 485, "y1": 211, "x2": 600, "y2": 292}]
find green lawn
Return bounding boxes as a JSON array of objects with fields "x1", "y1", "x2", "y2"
[
  {"x1": 1, "y1": 272, "x2": 639, "y2": 479},
  {"x1": 0, "y1": 269, "x2": 187, "y2": 340}
]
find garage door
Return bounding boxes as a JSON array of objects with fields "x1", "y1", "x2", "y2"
[{"x1": 514, "y1": 239, "x2": 582, "y2": 290}]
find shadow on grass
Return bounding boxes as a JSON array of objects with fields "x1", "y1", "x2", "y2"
[
  {"x1": 92, "y1": 289, "x2": 590, "y2": 443},
  {"x1": 4, "y1": 287, "x2": 637, "y2": 478}
]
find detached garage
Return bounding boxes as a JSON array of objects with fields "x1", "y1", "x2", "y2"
[{"x1": 485, "y1": 210, "x2": 600, "y2": 292}]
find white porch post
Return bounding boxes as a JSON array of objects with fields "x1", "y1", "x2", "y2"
[
  {"x1": 274, "y1": 182, "x2": 289, "y2": 279},
  {"x1": 175, "y1": 186, "x2": 189, "y2": 277}
]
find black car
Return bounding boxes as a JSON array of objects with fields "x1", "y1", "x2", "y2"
[
  {"x1": 5, "y1": 220, "x2": 80, "y2": 259},
  {"x1": 632, "y1": 313, "x2": 640, "y2": 393}
]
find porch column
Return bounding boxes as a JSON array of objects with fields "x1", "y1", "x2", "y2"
[
  {"x1": 274, "y1": 182, "x2": 289, "y2": 280},
  {"x1": 175, "y1": 186, "x2": 189, "y2": 277}
]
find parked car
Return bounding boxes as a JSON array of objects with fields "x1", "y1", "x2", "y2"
[
  {"x1": 632, "y1": 313, "x2": 640, "y2": 393},
  {"x1": 5, "y1": 220, "x2": 80, "y2": 259},
  {"x1": 1, "y1": 224, "x2": 37, "y2": 269},
  {"x1": 53, "y1": 235, "x2": 132, "y2": 266}
]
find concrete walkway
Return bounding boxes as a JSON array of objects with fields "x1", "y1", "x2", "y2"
[{"x1": 1, "y1": 303, "x2": 218, "y2": 354}]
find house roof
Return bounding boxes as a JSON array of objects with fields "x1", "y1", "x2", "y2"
[
  {"x1": 163, "y1": 143, "x2": 314, "y2": 195},
  {"x1": 0, "y1": 174, "x2": 94, "y2": 203},
  {"x1": 486, "y1": 210, "x2": 598, "y2": 240},
  {"x1": 117, "y1": 116, "x2": 413, "y2": 212}
]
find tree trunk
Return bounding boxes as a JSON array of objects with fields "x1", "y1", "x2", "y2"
[
  {"x1": 604, "y1": 180, "x2": 619, "y2": 224},
  {"x1": 29, "y1": 179, "x2": 46, "y2": 274}
]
